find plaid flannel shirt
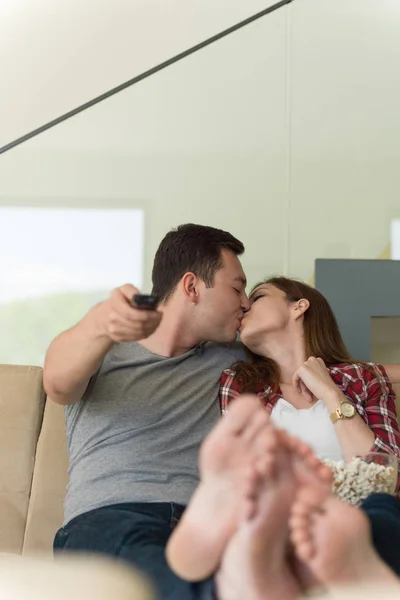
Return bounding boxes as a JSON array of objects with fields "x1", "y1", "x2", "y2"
[{"x1": 219, "y1": 362, "x2": 400, "y2": 494}]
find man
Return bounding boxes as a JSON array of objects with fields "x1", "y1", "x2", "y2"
[{"x1": 44, "y1": 223, "x2": 249, "y2": 600}]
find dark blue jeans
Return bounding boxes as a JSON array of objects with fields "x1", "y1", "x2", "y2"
[
  {"x1": 360, "y1": 493, "x2": 400, "y2": 575},
  {"x1": 54, "y1": 495, "x2": 400, "y2": 599},
  {"x1": 54, "y1": 502, "x2": 215, "y2": 600}
]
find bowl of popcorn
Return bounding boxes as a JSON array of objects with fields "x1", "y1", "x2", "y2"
[{"x1": 323, "y1": 452, "x2": 398, "y2": 506}]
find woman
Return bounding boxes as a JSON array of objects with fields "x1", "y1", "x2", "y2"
[
  {"x1": 219, "y1": 277, "x2": 400, "y2": 575},
  {"x1": 220, "y1": 276, "x2": 400, "y2": 468},
  {"x1": 167, "y1": 277, "x2": 400, "y2": 586}
]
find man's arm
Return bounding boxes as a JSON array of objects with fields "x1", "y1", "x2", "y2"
[{"x1": 43, "y1": 284, "x2": 162, "y2": 406}]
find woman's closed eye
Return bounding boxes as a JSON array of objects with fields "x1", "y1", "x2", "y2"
[{"x1": 251, "y1": 294, "x2": 263, "y2": 304}]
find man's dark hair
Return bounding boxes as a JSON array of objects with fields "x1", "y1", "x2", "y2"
[{"x1": 152, "y1": 223, "x2": 245, "y2": 302}]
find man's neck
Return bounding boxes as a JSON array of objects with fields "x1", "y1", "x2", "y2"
[{"x1": 138, "y1": 306, "x2": 201, "y2": 358}]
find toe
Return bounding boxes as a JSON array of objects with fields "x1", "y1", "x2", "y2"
[
  {"x1": 221, "y1": 395, "x2": 262, "y2": 436},
  {"x1": 241, "y1": 407, "x2": 270, "y2": 445},
  {"x1": 291, "y1": 502, "x2": 311, "y2": 518},
  {"x1": 294, "y1": 538, "x2": 315, "y2": 561}
]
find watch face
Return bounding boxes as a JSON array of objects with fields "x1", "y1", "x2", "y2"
[{"x1": 341, "y1": 402, "x2": 355, "y2": 418}]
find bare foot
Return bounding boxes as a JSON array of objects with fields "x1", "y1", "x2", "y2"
[
  {"x1": 215, "y1": 440, "x2": 300, "y2": 600},
  {"x1": 278, "y1": 431, "x2": 333, "y2": 592},
  {"x1": 166, "y1": 395, "x2": 274, "y2": 581},
  {"x1": 279, "y1": 430, "x2": 333, "y2": 489},
  {"x1": 289, "y1": 483, "x2": 399, "y2": 589}
]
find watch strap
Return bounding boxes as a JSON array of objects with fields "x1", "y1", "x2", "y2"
[{"x1": 330, "y1": 409, "x2": 341, "y2": 424}]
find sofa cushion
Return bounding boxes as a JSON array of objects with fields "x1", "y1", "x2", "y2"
[
  {"x1": 23, "y1": 398, "x2": 69, "y2": 555},
  {"x1": 0, "y1": 365, "x2": 45, "y2": 553}
]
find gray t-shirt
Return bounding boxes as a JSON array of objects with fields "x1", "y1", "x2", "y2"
[{"x1": 63, "y1": 341, "x2": 245, "y2": 524}]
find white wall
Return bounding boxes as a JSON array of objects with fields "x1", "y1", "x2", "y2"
[
  {"x1": 1, "y1": 0, "x2": 400, "y2": 295},
  {"x1": 289, "y1": 0, "x2": 400, "y2": 277},
  {"x1": 0, "y1": 5, "x2": 289, "y2": 290},
  {"x1": 0, "y1": 0, "x2": 276, "y2": 147}
]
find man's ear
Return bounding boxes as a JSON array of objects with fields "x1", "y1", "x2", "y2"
[
  {"x1": 181, "y1": 272, "x2": 201, "y2": 304},
  {"x1": 294, "y1": 298, "x2": 310, "y2": 319}
]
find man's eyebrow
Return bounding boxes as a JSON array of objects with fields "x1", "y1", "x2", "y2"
[{"x1": 233, "y1": 276, "x2": 247, "y2": 286}]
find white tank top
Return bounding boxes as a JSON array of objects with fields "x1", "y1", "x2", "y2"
[{"x1": 269, "y1": 398, "x2": 344, "y2": 461}]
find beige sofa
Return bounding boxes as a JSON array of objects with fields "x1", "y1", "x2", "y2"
[
  {"x1": 0, "y1": 365, "x2": 68, "y2": 556},
  {"x1": 1, "y1": 364, "x2": 400, "y2": 558}
]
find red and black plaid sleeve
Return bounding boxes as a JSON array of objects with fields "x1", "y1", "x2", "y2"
[
  {"x1": 362, "y1": 363, "x2": 400, "y2": 457},
  {"x1": 219, "y1": 369, "x2": 243, "y2": 414},
  {"x1": 357, "y1": 363, "x2": 400, "y2": 494}
]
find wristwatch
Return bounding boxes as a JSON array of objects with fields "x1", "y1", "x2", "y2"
[{"x1": 330, "y1": 401, "x2": 356, "y2": 424}]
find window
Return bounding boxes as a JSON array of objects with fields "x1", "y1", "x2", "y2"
[{"x1": 0, "y1": 207, "x2": 144, "y2": 365}]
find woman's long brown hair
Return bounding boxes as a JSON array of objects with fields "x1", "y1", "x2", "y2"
[{"x1": 234, "y1": 277, "x2": 354, "y2": 393}]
